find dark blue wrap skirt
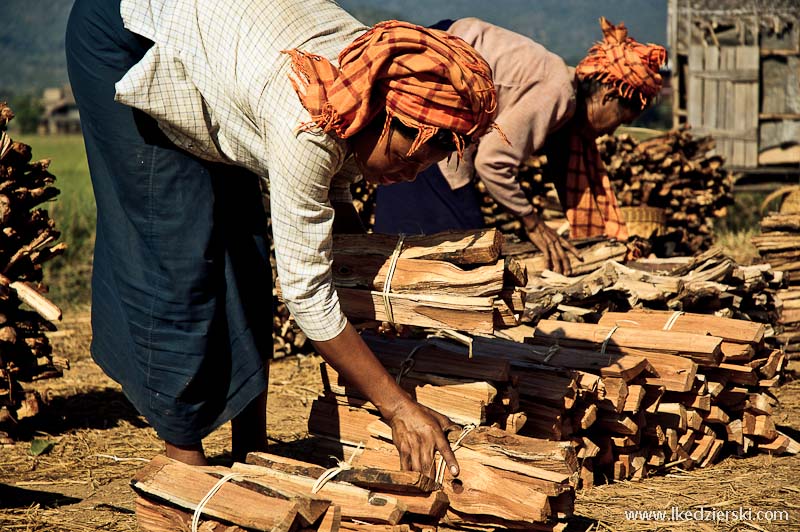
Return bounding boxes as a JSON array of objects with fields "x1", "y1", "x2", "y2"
[{"x1": 65, "y1": 0, "x2": 271, "y2": 445}]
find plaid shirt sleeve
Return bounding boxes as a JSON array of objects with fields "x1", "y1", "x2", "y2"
[{"x1": 262, "y1": 75, "x2": 353, "y2": 341}]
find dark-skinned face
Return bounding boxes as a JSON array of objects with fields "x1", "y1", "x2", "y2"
[
  {"x1": 348, "y1": 118, "x2": 453, "y2": 185},
  {"x1": 585, "y1": 85, "x2": 643, "y2": 137}
]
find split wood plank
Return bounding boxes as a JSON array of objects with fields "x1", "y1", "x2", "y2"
[
  {"x1": 131, "y1": 455, "x2": 299, "y2": 532},
  {"x1": 599, "y1": 310, "x2": 765, "y2": 344},
  {"x1": 332, "y1": 229, "x2": 503, "y2": 265}
]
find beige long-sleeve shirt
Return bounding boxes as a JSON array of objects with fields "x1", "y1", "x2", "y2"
[{"x1": 440, "y1": 18, "x2": 577, "y2": 219}]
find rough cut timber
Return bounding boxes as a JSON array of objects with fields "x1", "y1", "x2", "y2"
[
  {"x1": 332, "y1": 229, "x2": 503, "y2": 265},
  {"x1": 132, "y1": 455, "x2": 301, "y2": 532}
]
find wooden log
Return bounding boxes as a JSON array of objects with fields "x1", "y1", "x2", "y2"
[
  {"x1": 331, "y1": 255, "x2": 504, "y2": 297},
  {"x1": 317, "y1": 506, "x2": 341, "y2": 532},
  {"x1": 336, "y1": 287, "x2": 495, "y2": 334},
  {"x1": 533, "y1": 320, "x2": 723, "y2": 366},
  {"x1": 230, "y1": 462, "x2": 406, "y2": 524},
  {"x1": 323, "y1": 363, "x2": 496, "y2": 426},
  {"x1": 131, "y1": 456, "x2": 300, "y2": 532},
  {"x1": 622, "y1": 384, "x2": 646, "y2": 413},
  {"x1": 9, "y1": 280, "x2": 61, "y2": 322},
  {"x1": 599, "y1": 310, "x2": 765, "y2": 344},
  {"x1": 597, "y1": 377, "x2": 628, "y2": 413},
  {"x1": 473, "y1": 335, "x2": 651, "y2": 382},
  {"x1": 742, "y1": 412, "x2": 778, "y2": 440},
  {"x1": 136, "y1": 495, "x2": 248, "y2": 532},
  {"x1": 333, "y1": 229, "x2": 503, "y2": 265},
  {"x1": 361, "y1": 333, "x2": 510, "y2": 382},
  {"x1": 245, "y1": 452, "x2": 438, "y2": 494},
  {"x1": 351, "y1": 437, "x2": 559, "y2": 525}
]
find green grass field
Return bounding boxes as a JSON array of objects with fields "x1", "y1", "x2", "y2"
[{"x1": 16, "y1": 134, "x2": 95, "y2": 310}]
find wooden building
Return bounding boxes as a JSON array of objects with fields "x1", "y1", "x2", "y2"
[
  {"x1": 668, "y1": 0, "x2": 799, "y2": 170},
  {"x1": 38, "y1": 86, "x2": 81, "y2": 135}
]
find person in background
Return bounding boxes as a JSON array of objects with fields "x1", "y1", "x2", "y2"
[
  {"x1": 375, "y1": 17, "x2": 667, "y2": 275},
  {"x1": 66, "y1": 0, "x2": 499, "y2": 472}
]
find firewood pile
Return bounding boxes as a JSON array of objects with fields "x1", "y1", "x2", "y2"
[
  {"x1": 753, "y1": 211, "x2": 800, "y2": 358},
  {"x1": 513, "y1": 245, "x2": 785, "y2": 332},
  {"x1": 0, "y1": 103, "x2": 68, "y2": 443},
  {"x1": 474, "y1": 129, "x2": 735, "y2": 255},
  {"x1": 134, "y1": 442, "x2": 574, "y2": 532}
]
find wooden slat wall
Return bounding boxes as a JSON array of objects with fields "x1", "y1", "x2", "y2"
[
  {"x1": 687, "y1": 46, "x2": 705, "y2": 133},
  {"x1": 687, "y1": 45, "x2": 760, "y2": 168},
  {"x1": 738, "y1": 46, "x2": 760, "y2": 167},
  {"x1": 703, "y1": 46, "x2": 720, "y2": 142}
]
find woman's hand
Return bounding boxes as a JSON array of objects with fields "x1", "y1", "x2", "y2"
[
  {"x1": 312, "y1": 323, "x2": 459, "y2": 477},
  {"x1": 386, "y1": 399, "x2": 460, "y2": 477},
  {"x1": 522, "y1": 212, "x2": 581, "y2": 275}
]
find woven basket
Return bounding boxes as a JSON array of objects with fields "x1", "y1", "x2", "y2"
[
  {"x1": 779, "y1": 187, "x2": 800, "y2": 214},
  {"x1": 621, "y1": 206, "x2": 667, "y2": 238}
]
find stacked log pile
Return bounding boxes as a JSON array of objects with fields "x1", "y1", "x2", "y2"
[
  {"x1": 512, "y1": 246, "x2": 785, "y2": 334},
  {"x1": 307, "y1": 350, "x2": 576, "y2": 530},
  {"x1": 753, "y1": 213, "x2": 800, "y2": 357},
  {"x1": 276, "y1": 229, "x2": 526, "y2": 334},
  {"x1": 528, "y1": 316, "x2": 796, "y2": 482},
  {"x1": 598, "y1": 130, "x2": 735, "y2": 254},
  {"x1": 135, "y1": 444, "x2": 573, "y2": 532},
  {"x1": 0, "y1": 103, "x2": 68, "y2": 442},
  {"x1": 474, "y1": 130, "x2": 735, "y2": 255}
]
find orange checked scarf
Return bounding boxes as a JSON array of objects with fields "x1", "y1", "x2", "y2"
[
  {"x1": 565, "y1": 17, "x2": 667, "y2": 239},
  {"x1": 282, "y1": 20, "x2": 499, "y2": 158},
  {"x1": 564, "y1": 128, "x2": 628, "y2": 240},
  {"x1": 576, "y1": 17, "x2": 668, "y2": 109}
]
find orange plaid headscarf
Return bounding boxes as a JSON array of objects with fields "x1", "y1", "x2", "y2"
[
  {"x1": 282, "y1": 20, "x2": 499, "y2": 158},
  {"x1": 576, "y1": 17, "x2": 668, "y2": 109},
  {"x1": 565, "y1": 17, "x2": 667, "y2": 241}
]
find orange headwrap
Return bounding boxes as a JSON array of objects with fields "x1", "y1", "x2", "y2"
[
  {"x1": 282, "y1": 20, "x2": 499, "y2": 158},
  {"x1": 576, "y1": 17, "x2": 668, "y2": 109}
]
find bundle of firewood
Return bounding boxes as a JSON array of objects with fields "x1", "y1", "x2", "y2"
[
  {"x1": 753, "y1": 212, "x2": 800, "y2": 357},
  {"x1": 0, "y1": 103, "x2": 68, "y2": 442},
  {"x1": 526, "y1": 315, "x2": 795, "y2": 483},
  {"x1": 276, "y1": 229, "x2": 526, "y2": 336}
]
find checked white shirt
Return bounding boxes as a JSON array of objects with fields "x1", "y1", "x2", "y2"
[{"x1": 115, "y1": 0, "x2": 368, "y2": 341}]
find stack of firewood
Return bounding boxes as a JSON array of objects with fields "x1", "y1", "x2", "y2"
[
  {"x1": 307, "y1": 350, "x2": 576, "y2": 530},
  {"x1": 317, "y1": 310, "x2": 794, "y2": 488},
  {"x1": 753, "y1": 212, "x2": 800, "y2": 357},
  {"x1": 599, "y1": 130, "x2": 735, "y2": 253},
  {"x1": 506, "y1": 244, "x2": 785, "y2": 335},
  {"x1": 134, "y1": 440, "x2": 575, "y2": 532},
  {"x1": 0, "y1": 103, "x2": 68, "y2": 442}
]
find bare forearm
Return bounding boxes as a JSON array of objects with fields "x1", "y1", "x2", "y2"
[{"x1": 312, "y1": 322, "x2": 412, "y2": 418}]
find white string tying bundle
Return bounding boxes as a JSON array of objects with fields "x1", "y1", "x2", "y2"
[
  {"x1": 191, "y1": 472, "x2": 244, "y2": 532},
  {"x1": 600, "y1": 325, "x2": 620, "y2": 364},
  {"x1": 311, "y1": 442, "x2": 364, "y2": 494},
  {"x1": 433, "y1": 329, "x2": 474, "y2": 358},
  {"x1": 663, "y1": 311, "x2": 684, "y2": 331},
  {"x1": 543, "y1": 343, "x2": 560, "y2": 363},
  {"x1": 382, "y1": 234, "x2": 406, "y2": 325},
  {"x1": 434, "y1": 424, "x2": 475, "y2": 485}
]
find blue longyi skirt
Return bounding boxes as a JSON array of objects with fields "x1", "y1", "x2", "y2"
[{"x1": 65, "y1": 0, "x2": 271, "y2": 445}]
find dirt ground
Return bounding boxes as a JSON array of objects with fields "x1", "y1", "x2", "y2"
[{"x1": 1, "y1": 313, "x2": 799, "y2": 532}]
